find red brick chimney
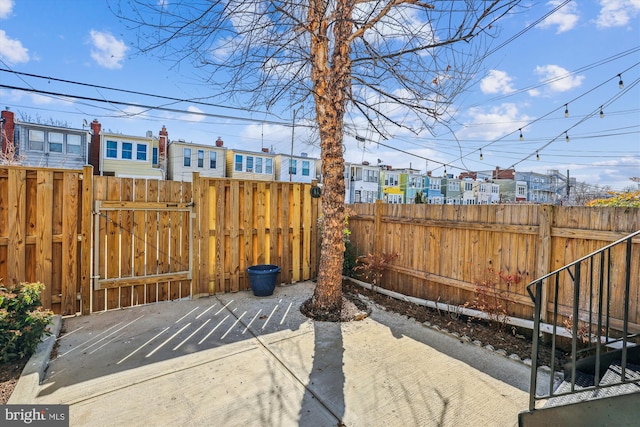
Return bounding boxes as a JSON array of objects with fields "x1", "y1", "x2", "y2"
[
  {"x1": 159, "y1": 125, "x2": 168, "y2": 159},
  {"x1": 1, "y1": 108, "x2": 15, "y2": 155},
  {"x1": 89, "y1": 119, "x2": 102, "y2": 175}
]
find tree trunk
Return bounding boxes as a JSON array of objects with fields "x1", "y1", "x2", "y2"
[{"x1": 308, "y1": 0, "x2": 353, "y2": 312}]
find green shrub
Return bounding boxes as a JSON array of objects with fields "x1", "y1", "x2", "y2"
[
  {"x1": 0, "y1": 281, "x2": 53, "y2": 362},
  {"x1": 343, "y1": 240, "x2": 359, "y2": 277}
]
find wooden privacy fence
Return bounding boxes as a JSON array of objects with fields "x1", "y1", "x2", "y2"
[
  {"x1": 192, "y1": 174, "x2": 320, "y2": 297},
  {"x1": 347, "y1": 201, "x2": 640, "y2": 329},
  {"x1": 0, "y1": 165, "x2": 320, "y2": 315},
  {"x1": 0, "y1": 166, "x2": 91, "y2": 315}
]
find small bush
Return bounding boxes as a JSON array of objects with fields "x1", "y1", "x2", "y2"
[
  {"x1": 472, "y1": 268, "x2": 522, "y2": 332},
  {"x1": 0, "y1": 281, "x2": 53, "y2": 362},
  {"x1": 353, "y1": 252, "x2": 399, "y2": 288}
]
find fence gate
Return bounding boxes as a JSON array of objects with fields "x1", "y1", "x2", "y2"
[{"x1": 92, "y1": 199, "x2": 193, "y2": 312}]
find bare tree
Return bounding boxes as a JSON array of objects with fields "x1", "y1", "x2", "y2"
[{"x1": 114, "y1": 0, "x2": 521, "y2": 316}]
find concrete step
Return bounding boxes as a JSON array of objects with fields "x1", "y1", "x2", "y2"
[{"x1": 545, "y1": 362, "x2": 640, "y2": 407}]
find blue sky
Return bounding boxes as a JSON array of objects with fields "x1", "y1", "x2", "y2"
[{"x1": 0, "y1": 0, "x2": 638, "y2": 190}]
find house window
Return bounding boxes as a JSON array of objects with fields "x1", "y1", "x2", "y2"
[
  {"x1": 197, "y1": 150, "x2": 204, "y2": 168},
  {"x1": 235, "y1": 154, "x2": 243, "y2": 172},
  {"x1": 209, "y1": 151, "x2": 217, "y2": 169},
  {"x1": 184, "y1": 148, "x2": 191, "y2": 167},
  {"x1": 355, "y1": 190, "x2": 362, "y2": 203},
  {"x1": 122, "y1": 142, "x2": 133, "y2": 160},
  {"x1": 48, "y1": 132, "x2": 63, "y2": 153},
  {"x1": 106, "y1": 140, "x2": 118, "y2": 158},
  {"x1": 246, "y1": 156, "x2": 254, "y2": 172},
  {"x1": 255, "y1": 157, "x2": 262, "y2": 173},
  {"x1": 136, "y1": 144, "x2": 147, "y2": 161},
  {"x1": 29, "y1": 130, "x2": 44, "y2": 151},
  {"x1": 153, "y1": 147, "x2": 158, "y2": 165},
  {"x1": 265, "y1": 158, "x2": 273, "y2": 174},
  {"x1": 289, "y1": 159, "x2": 297, "y2": 175},
  {"x1": 67, "y1": 134, "x2": 82, "y2": 155},
  {"x1": 465, "y1": 182, "x2": 473, "y2": 191},
  {"x1": 302, "y1": 160, "x2": 310, "y2": 176}
]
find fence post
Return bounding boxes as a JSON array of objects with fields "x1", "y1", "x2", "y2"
[
  {"x1": 191, "y1": 172, "x2": 201, "y2": 298},
  {"x1": 536, "y1": 204, "x2": 553, "y2": 321},
  {"x1": 374, "y1": 199, "x2": 383, "y2": 255},
  {"x1": 81, "y1": 166, "x2": 93, "y2": 314}
]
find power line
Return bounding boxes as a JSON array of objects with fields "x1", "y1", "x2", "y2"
[{"x1": 0, "y1": 84, "x2": 300, "y2": 128}]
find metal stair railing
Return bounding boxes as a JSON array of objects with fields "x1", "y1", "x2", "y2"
[{"x1": 526, "y1": 229, "x2": 640, "y2": 411}]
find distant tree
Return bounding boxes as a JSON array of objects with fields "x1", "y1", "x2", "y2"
[
  {"x1": 115, "y1": 0, "x2": 521, "y2": 317},
  {"x1": 414, "y1": 191, "x2": 426, "y2": 204},
  {"x1": 0, "y1": 128, "x2": 25, "y2": 166},
  {"x1": 17, "y1": 112, "x2": 71, "y2": 128},
  {"x1": 586, "y1": 191, "x2": 640, "y2": 208}
]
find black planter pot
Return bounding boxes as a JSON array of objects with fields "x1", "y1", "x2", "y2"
[{"x1": 246, "y1": 264, "x2": 281, "y2": 296}]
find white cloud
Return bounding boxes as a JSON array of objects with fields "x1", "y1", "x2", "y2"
[
  {"x1": 596, "y1": 0, "x2": 640, "y2": 28},
  {"x1": 0, "y1": 29, "x2": 29, "y2": 64},
  {"x1": 0, "y1": 0, "x2": 13, "y2": 19},
  {"x1": 537, "y1": 0, "x2": 579, "y2": 33},
  {"x1": 178, "y1": 106, "x2": 206, "y2": 123},
  {"x1": 89, "y1": 30, "x2": 128, "y2": 69},
  {"x1": 459, "y1": 103, "x2": 531, "y2": 140},
  {"x1": 531, "y1": 65, "x2": 584, "y2": 94},
  {"x1": 480, "y1": 70, "x2": 515, "y2": 95}
]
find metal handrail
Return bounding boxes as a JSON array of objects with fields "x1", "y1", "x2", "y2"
[{"x1": 526, "y1": 229, "x2": 640, "y2": 411}]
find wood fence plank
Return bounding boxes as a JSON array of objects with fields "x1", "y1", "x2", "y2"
[
  {"x1": 181, "y1": 181, "x2": 192, "y2": 299},
  {"x1": 106, "y1": 177, "x2": 121, "y2": 310},
  {"x1": 229, "y1": 181, "x2": 240, "y2": 292},
  {"x1": 61, "y1": 172, "x2": 78, "y2": 315},
  {"x1": 92, "y1": 176, "x2": 107, "y2": 312},
  {"x1": 132, "y1": 178, "x2": 147, "y2": 306},
  {"x1": 36, "y1": 170, "x2": 53, "y2": 309},
  {"x1": 281, "y1": 184, "x2": 291, "y2": 284},
  {"x1": 157, "y1": 180, "x2": 170, "y2": 301},
  {"x1": 119, "y1": 178, "x2": 133, "y2": 308},
  {"x1": 169, "y1": 181, "x2": 182, "y2": 300},
  {"x1": 302, "y1": 184, "x2": 311, "y2": 280},
  {"x1": 80, "y1": 166, "x2": 93, "y2": 315},
  {"x1": 243, "y1": 182, "x2": 253, "y2": 289},
  {"x1": 269, "y1": 183, "x2": 279, "y2": 266},
  {"x1": 214, "y1": 180, "x2": 225, "y2": 294},
  {"x1": 146, "y1": 179, "x2": 159, "y2": 303},
  {"x1": 7, "y1": 168, "x2": 26, "y2": 284},
  {"x1": 0, "y1": 172, "x2": 7, "y2": 281},
  {"x1": 292, "y1": 184, "x2": 301, "y2": 282}
]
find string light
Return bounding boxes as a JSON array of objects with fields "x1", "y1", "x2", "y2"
[
  {"x1": 564, "y1": 104, "x2": 569, "y2": 118},
  {"x1": 479, "y1": 149, "x2": 483, "y2": 160},
  {"x1": 536, "y1": 151, "x2": 540, "y2": 161},
  {"x1": 519, "y1": 129, "x2": 523, "y2": 141},
  {"x1": 618, "y1": 74, "x2": 624, "y2": 89},
  {"x1": 600, "y1": 106, "x2": 604, "y2": 118},
  {"x1": 565, "y1": 132, "x2": 570, "y2": 143}
]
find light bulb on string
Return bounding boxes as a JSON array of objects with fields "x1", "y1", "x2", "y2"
[
  {"x1": 564, "y1": 104, "x2": 569, "y2": 118},
  {"x1": 565, "y1": 132, "x2": 570, "y2": 143},
  {"x1": 618, "y1": 74, "x2": 624, "y2": 89},
  {"x1": 600, "y1": 107, "x2": 604, "y2": 118},
  {"x1": 519, "y1": 129, "x2": 523, "y2": 141},
  {"x1": 536, "y1": 151, "x2": 540, "y2": 161},
  {"x1": 479, "y1": 149, "x2": 483, "y2": 161}
]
